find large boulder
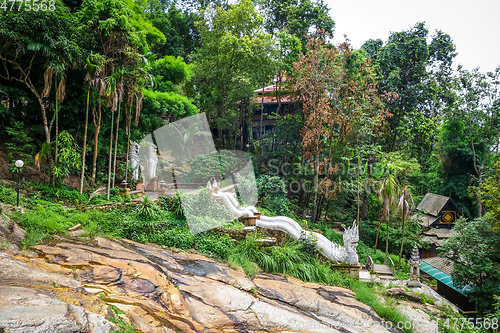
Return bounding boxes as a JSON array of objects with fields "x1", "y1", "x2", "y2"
[{"x1": 0, "y1": 236, "x2": 422, "y2": 332}]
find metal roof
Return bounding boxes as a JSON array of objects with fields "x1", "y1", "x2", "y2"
[
  {"x1": 420, "y1": 259, "x2": 473, "y2": 294},
  {"x1": 412, "y1": 213, "x2": 438, "y2": 227},
  {"x1": 423, "y1": 228, "x2": 456, "y2": 239},
  {"x1": 420, "y1": 236, "x2": 443, "y2": 247},
  {"x1": 416, "y1": 193, "x2": 451, "y2": 216}
]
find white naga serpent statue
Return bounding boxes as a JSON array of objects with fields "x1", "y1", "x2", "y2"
[{"x1": 208, "y1": 182, "x2": 359, "y2": 265}]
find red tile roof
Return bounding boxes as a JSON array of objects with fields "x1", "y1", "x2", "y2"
[{"x1": 253, "y1": 84, "x2": 293, "y2": 104}]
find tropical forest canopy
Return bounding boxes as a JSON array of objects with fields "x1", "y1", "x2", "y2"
[{"x1": 2, "y1": 0, "x2": 500, "y2": 221}]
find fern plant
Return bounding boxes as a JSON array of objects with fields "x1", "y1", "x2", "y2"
[{"x1": 134, "y1": 195, "x2": 160, "y2": 219}]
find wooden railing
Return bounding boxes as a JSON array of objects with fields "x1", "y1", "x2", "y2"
[
  {"x1": 365, "y1": 255, "x2": 374, "y2": 272},
  {"x1": 385, "y1": 256, "x2": 395, "y2": 273}
]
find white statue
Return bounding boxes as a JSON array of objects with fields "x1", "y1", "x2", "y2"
[
  {"x1": 145, "y1": 142, "x2": 158, "y2": 178},
  {"x1": 342, "y1": 221, "x2": 359, "y2": 265},
  {"x1": 129, "y1": 141, "x2": 140, "y2": 181}
]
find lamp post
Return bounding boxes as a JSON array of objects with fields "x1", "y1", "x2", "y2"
[{"x1": 15, "y1": 160, "x2": 23, "y2": 207}]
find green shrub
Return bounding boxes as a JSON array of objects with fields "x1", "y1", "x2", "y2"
[
  {"x1": 256, "y1": 175, "x2": 292, "y2": 216},
  {"x1": 417, "y1": 292, "x2": 435, "y2": 305},
  {"x1": 0, "y1": 185, "x2": 17, "y2": 205},
  {"x1": 358, "y1": 219, "x2": 422, "y2": 257},
  {"x1": 35, "y1": 184, "x2": 88, "y2": 204},
  {"x1": 184, "y1": 150, "x2": 246, "y2": 183},
  {"x1": 322, "y1": 228, "x2": 344, "y2": 245},
  {"x1": 5, "y1": 120, "x2": 35, "y2": 163},
  {"x1": 88, "y1": 209, "x2": 127, "y2": 237},
  {"x1": 194, "y1": 233, "x2": 233, "y2": 259},
  {"x1": 88, "y1": 188, "x2": 125, "y2": 205},
  {"x1": 16, "y1": 205, "x2": 71, "y2": 246},
  {"x1": 229, "y1": 234, "x2": 349, "y2": 286},
  {"x1": 134, "y1": 195, "x2": 160, "y2": 219},
  {"x1": 153, "y1": 227, "x2": 194, "y2": 249},
  {"x1": 160, "y1": 192, "x2": 185, "y2": 216}
]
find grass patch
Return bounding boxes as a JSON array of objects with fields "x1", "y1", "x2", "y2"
[
  {"x1": 351, "y1": 281, "x2": 413, "y2": 333},
  {"x1": 16, "y1": 204, "x2": 71, "y2": 246},
  {"x1": 0, "y1": 185, "x2": 17, "y2": 205}
]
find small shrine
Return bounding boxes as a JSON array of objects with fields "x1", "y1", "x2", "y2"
[{"x1": 408, "y1": 244, "x2": 421, "y2": 281}]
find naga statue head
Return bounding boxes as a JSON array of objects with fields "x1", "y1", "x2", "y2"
[
  {"x1": 343, "y1": 220, "x2": 359, "y2": 265},
  {"x1": 129, "y1": 141, "x2": 140, "y2": 155}
]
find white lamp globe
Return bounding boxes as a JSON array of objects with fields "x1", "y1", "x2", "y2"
[{"x1": 15, "y1": 160, "x2": 24, "y2": 168}]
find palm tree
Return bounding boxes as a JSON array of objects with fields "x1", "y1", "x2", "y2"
[
  {"x1": 80, "y1": 55, "x2": 105, "y2": 194},
  {"x1": 50, "y1": 62, "x2": 68, "y2": 165},
  {"x1": 397, "y1": 184, "x2": 415, "y2": 269},
  {"x1": 377, "y1": 164, "x2": 400, "y2": 263},
  {"x1": 122, "y1": 66, "x2": 153, "y2": 185},
  {"x1": 104, "y1": 69, "x2": 125, "y2": 199}
]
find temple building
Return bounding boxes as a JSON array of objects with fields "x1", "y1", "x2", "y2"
[{"x1": 411, "y1": 193, "x2": 461, "y2": 258}]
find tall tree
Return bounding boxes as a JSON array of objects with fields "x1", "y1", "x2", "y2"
[
  {"x1": 80, "y1": 55, "x2": 105, "y2": 194},
  {"x1": 449, "y1": 66, "x2": 500, "y2": 218},
  {"x1": 482, "y1": 158, "x2": 500, "y2": 231},
  {"x1": 0, "y1": 4, "x2": 80, "y2": 181},
  {"x1": 256, "y1": 0, "x2": 334, "y2": 47},
  {"x1": 397, "y1": 184, "x2": 414, "y2": 268},
  {"x1": 362, "y1": 23, "x2": 456, "y2": 168},
  {"x1": 190, "y1": 0, "x2": 277, "y2": 149},
  {"x1": 78, "y1": 0, "x2": 165, "y2": 186},
  {"x1": 292, "y1": 31, "x2": 345, "y2": 222},
  {"x1": 104, "y1": 69, "x2": 125, "y2": 199},
  {"x1": 376, "y1": 164, "x2": 399, "y2": 260},
  {"x1": 441, "y1": 217, "x2": 500, "y2": 314},
  {"x1": 292, "y1": 33, "x2": 391, "y2": 222}
]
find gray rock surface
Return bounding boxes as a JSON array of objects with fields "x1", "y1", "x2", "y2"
[
  {"x1": 386, "y1": 288, "x2": 422, "y2": 302},
  {"x1": 0, "y1": 285, "x2": 114, "y2": 333},
  {"x1": 0, "y1": 234, "x2": 458, "y2": 333}
]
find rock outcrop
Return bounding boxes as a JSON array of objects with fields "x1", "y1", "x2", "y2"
[{"x1": 0, "y1": 233, "x2": 400, "y2": 333}]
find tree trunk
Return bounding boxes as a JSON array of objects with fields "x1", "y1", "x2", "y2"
[
  {"x1": 242, "y1": 104, "x2": 249, "y2": 149},
  {"x1": 112, "y1": 103, "x2": 121, "y2": 188},
  {"x1": 357, "y1": 159, "x2": 360, "y2": 222},
  {"x1": 124, "y1": 105, "x2": 132, "y2": 183},
  {"x1": 374, "y1": 218, "x2": 382, "y2": 251},
  {"x1": 91, "y1": 100, "x2": 102, "y2": 187},
  {"x1": 55, "y1": 79, "x2": 59, "y2": 163},
  {"x1": 315, "y1": 194, "x2": 325, "y2": 222},
  {"x1": 107, "y1": 109, "x2": 115, "y2": 199},
  {"x1": 298, "y1": 179, "x2": 306, "y2": 205},
  {"x1": 361, "y1": 187, "x2": 369, "y2": 221},
  {"x1": 80, "y1": 84, "x2": 91, "y2": 194},
  {"x1": 260, "y1": 86, "x2": 264, "y2": 140},
  {"x1": 398, "y1": 208, "x2": 406, "y2": 269},
  {"x1": 312, "y1": 150, "x2": 320, "y2": 223},
  {"x1": 38, "y1": 97, "x2": 54, "y2": 185},
  {"x1": 384, "y1": 217, "x2": 390, "y2": 263},
  {"x1": 478, "y1": 178, "x2": 482, "y2": 218}
]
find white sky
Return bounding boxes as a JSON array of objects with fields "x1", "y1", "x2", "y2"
[{"x1": 327, "y1": 0, "x2": 500, "y2": 73}]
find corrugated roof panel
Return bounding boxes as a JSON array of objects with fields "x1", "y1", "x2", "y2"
[{"x1": 420, "y1": 262, "x2": 473, "y2": 294}]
